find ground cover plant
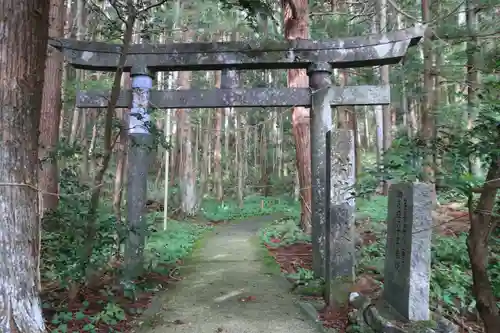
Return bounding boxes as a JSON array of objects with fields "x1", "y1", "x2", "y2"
[
  {"x1": 41, "y1": 171, "x2": 269, "y2": 332},
  {"x1": 42, "y1": 209, "x2": 209, "y2": 333},
  {"x1": 201, "y1": 195, "x2": 298, "y2": 221},
  {"x1": 258, "y1": 195, "x2": 500, "y2": 332},
  {"x1": 39, "y1": 167, "x2": 303, "y2": 333}
]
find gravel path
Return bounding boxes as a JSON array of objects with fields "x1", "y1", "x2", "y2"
[{"x1": 135, "y1": 216, "x2": 316, "y2": 333}]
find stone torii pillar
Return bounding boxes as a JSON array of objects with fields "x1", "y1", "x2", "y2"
[
  {"x1": 124, "y1": 64, "x2": 154, "y2": 279},
  {"x1": 308, "y1": 62, "x2": 334, "y2": 278}
]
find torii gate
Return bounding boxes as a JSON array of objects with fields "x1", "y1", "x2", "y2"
[{"x1": 50, "y1": 24, "x2": 425, "y2": 306}]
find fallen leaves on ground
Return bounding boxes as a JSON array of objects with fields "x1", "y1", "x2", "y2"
[
  {"x1": 42, "y1": 263, "x2": 179, "y2": 333},
  {"x1": 265, "y1": 242, "x2": 312, "y2": 275},
  {"x1": 319, "y1": 305, "x2": 350, "y2": 331}
]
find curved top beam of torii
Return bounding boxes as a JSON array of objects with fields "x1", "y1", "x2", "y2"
[{"x1": 49, "y1": 25, "x2": 427, "y2": 72}]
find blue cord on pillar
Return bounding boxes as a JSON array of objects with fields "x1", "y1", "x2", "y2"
[{"x1": 130, "y1": 65, "x2": 154, "y2": 135}]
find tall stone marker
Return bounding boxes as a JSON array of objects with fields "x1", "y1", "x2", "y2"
[
  {"x1": 383, "y1": 183, "x2": 433, "y2": 321},
  {"x1": 324, "y1": 129, "x2": 356, "y2": 307}
]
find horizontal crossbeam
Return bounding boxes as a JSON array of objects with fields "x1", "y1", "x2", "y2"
[
  {"x1": 50, "y1": 25, "x2": 425, "y2": 71},
  {"x1": 76, "y1": 86, "x2": 390, "y2": 109}
]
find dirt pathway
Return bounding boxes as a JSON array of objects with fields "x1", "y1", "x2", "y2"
[{"x1": 135, "y1": 215, "x2": 316, "y2": 333}]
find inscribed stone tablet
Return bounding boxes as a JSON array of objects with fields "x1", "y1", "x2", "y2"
[{"x1": 382, "y1": 183, "x2": 432, "y2": 321}]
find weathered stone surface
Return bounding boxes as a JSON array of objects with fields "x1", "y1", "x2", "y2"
[
  {"x1": 124, "y1": 134, "x2": 153, "y2": 279},
  {"x1": 383, "y1": 183, "x2": 433, "y2": 321},
  {"x1": 49, "y1": 25, "x2": 426, "y2": 71},
  {"x1": 328, "y1": 130, "x2": 356, "y2": 205},
  {"x1": 309, "y1": 63, "x2": 333, "y2": 278},
  {"x1": 324, "y1": 130, "x2": 356, "y2": 307},
  {"x1": 123, "y1": 69, "x2": 154, "y2": 280},
  {"x1": 76, "y1": 85, "x2": 390, "y2": 109}
]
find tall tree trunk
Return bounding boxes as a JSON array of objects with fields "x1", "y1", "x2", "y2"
[
  {"x1": 240, "y1": 110, "x2": 247, "y2": 200},
  {"x1": 433, "y1": 49, "x2": 443, "y2": 187},
  {"x1": 379, "y1": 0, "x2": 391, "y2": 194},
  {"x1": 372, "y1": 11, "x2": 385, "y2": 189},
  {"x1": 79, "y1": 1, "x2": 136, "y2": 288},
  {"x1": 277, "y1": 112, "x2": 283, "y2": 178},
  {"x1": 0, "y1": 0, "x2": 49, "y2": 331},
  {"x1": 466, "y1": 0, "x2": 482, "y2": 177},
  {"x1": 39, "y1": 0, "x2": 65, "y2": 216},
  {"x1": 283, "y1": 0, "x2": 312, "y2": 232},
  {"x1": 254, "y1": 127, "x2": 258, "y2": 167},
  {"x1": 372, "y1": 15, "x2": 385, "y2": 179},
  {"x1": 194, "y1": 121, "x2": 200, "y2": 177},
  {"x1": 353, "y1": 109, "x2": 362, "y2": 179},
  {"x1": 243, "y1": 113, "x2": 249, "y2": 179},
  {"x1": 80, "y1": 108, "x2": 89, "y2": 180},
  {"x1": 177, "y1": 29, "x2": 197, "y2": 216},
  {"x1": 69, "y1": 0, "x2": 86, "y2": 144},
  {"x1": 59, "y1": 0, "x2": 75, "y2": 141},
  {"x1": 223, "y1": 106, "x2": 230, "y2": 178},
  {"x1": 408, "y1": 95, "x2": 418, "y2": 135},
  {"x1": 88, "y1": 110, "x2": 98, "y2": 177},
  {"x1": 163, "y1": 70, "x2": 175, "y2": 229},
  {"x1": 200, "y1": 111, "x2": 211, "y2": 199},
  {"x1": 337, "y1": 69, "x2": 350, "y2": 129},
  {"x1": 112, "y1": 74, "x2": 130, "y2": 227},
  {"x1": 467, "y1": 156, "x2": 500, "y2": 332},
  {"x1": 374, "y1": 106, "x2": 384, "y2": 162},
  {"x1": 396, "y1": 13, "x2": 412, "y2": 138},
  {"x1": 420, "y1": 0, "x2": 436, "y2": 204},
  {"x1": 168, "y1": 72, "x2": 178, "y2": 188},
  {"x1": 260, "y1": 123, "x2": 269, "y2": 194},
  {"x1": 235, "y1": 107, "x2": 243, "y2": 206},
  {"x1": 213, "y1": 70, "x2": 223, "y2": 201},
  {"x1": 362, "y1": 107, "x2": 370, "y2": 150}
]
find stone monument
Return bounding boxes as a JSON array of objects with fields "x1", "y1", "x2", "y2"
[{"x1": 383, "y1": 182, "x2": 433, "y2": 321}]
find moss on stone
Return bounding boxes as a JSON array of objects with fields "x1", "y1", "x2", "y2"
[{"x1": 407, "y1": 319, "x2": 437, "y2": 332}]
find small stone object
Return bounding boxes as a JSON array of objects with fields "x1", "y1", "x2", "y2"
[
  {"x1": 383, "y1": 183, "x2": 433, "y2": 321},
  {"x1": 434, "y1": 316, "x2": 458, "y2": 333}
]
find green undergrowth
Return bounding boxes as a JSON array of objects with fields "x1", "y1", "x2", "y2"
[
  {"x1": 42, "y1": 173, "x2": 210, "y2": 333},
  {"x1": 286, "y1": 267, "x2": 315, "y2": 283},
  {"x1": 144, "y1": 216, "x2": 211, "y2": 272},
  {"x1": 356, "y1": 195, "x2": 500, "y2": 317},
  {"x1": 256, "y1": 194, "x2": 500, "y2": 316},
  {"x1": 201, "y1": 195, "x2": 299, "y2": 221},
  {"x1": 356, "y1": 196, "x2": 389, "y2": 222},
  {"x1": 257, "y1": 197, "x2": 386, "y2": 249},
  {"x1": 44, "y1": 214, "x2": 209, "y2": 333},
  {"x1": 258, "y1": 216, "x2": 311, "y2": 247}
]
